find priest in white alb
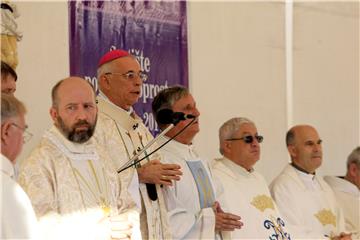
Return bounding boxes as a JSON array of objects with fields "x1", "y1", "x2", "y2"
[
  {"x1": 1, "y1": 93, "x2": 38, "y2": 239},
  {"x1": 270, "y1": 125, "x2": 351, "y2": 240},
  {"x1": 152, "y1": 86, "x2": 243, "y2": 239},
  {"x1": 211, "y1": 117, "x2": 292, "y2": 239},
  {"x1": 324, "y1": 147, "x2": 360, "y2": 239}
]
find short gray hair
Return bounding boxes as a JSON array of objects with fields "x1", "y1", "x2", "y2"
[
  {"x1": 97, "y1": 62, "x2": 112, "y2": 81},
  {"x1": 1, "y1": 93, "x2": 26, "y2": 123},
  {"x1": 347, "y1": 146, "x2": 360, "y2": 169},
  {"x1": 218, "y1": 117, "x2": 254, "y2": 154}
]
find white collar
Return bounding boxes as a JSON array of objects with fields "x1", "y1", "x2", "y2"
[
  {"x1": 222, "y1": 157, "x2": 255, "y2": 177},
  {"x1": 162, "y1": 135, "x2": 194, "y2": 150},
  {"x1": 324, "y1": 175, "x2": 359, "y2": 196},
  {"x1": 44, "y1": 126, "x2": 97, "y2": 158},
  {"x1": 160, "y1": 136, "x2": 198, "y2": 159},
  {"x1": 296, "y1": 168, "x2": 316, "y2": 180},
  {"x1": 291, "y1": 165, "x2": 321, "y2": 190},
  {"x1": 1, "y1": 153, "x2": 15, "y2": 179},
  {"x1": 98, "y1": 91, "x2": 134, "y2": 115}
]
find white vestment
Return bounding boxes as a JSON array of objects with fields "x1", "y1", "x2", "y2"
[
  {"x1": 18, "y1": 126, "x2": 132, "y2": 240},
  {"x1": 1, "y1": 154, "x2": 38, "y2": 239},
  {"x1": 94, "y1": 97, "x2": 172, "y2": 240},
  {"x1": 324, "y1": 176, "x2": 359, "y2": 239},
  {"x1": 211, "y1": 157, "x2": 291, "y2": 239},
  {"x1": 158, "y1": 136, "x2": 220, "y2": 240},
  {"x1": 270, "y1": 164, "x2": 346, "y2": 239}
]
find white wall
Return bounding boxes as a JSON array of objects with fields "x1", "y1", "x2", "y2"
[
  {"x1": 14, "y1": 1, "x2": 359, "y2": 183},
  {"x1": 16, "y1": 1, "x2": 69, "y2": 164},
  {"x1": 292, "y1": 2, "x2": 359, "y2": 176}
]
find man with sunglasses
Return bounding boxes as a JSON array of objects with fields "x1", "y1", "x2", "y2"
[
  {"x1": 1, "y1": 93, "x2": 37, "y2": 239},
  {"x1": 152, "y1": 86, "x2": 243, "y2": 239},
  {"x1": 270, "y1": 125, "x2": 351, "y2": 240},
  {"x1": 211, "y1": 117, "x2": 291, "y2": 239},
  {"x1": 95, "y1": 49, "x2": 181, "y2": 239}
]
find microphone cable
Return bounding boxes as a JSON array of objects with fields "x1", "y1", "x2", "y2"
[{"x1": 117, "y1": 117, "x2": 197, "y2": 173}]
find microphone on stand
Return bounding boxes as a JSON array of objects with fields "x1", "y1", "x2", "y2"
[
  {"x1": 117, "y1": 108, "x2": 196, "y2": 174},
  {"x1": 156, "y1": 108, "x2": 196, "y2": 125},
  {"x1": 116, "y1": 109, "x2": 197, "y2": 201}
]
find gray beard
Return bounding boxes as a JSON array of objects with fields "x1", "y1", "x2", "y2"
[{"x1": 56, "y1": 116, "x2": 97, "y2": 143}]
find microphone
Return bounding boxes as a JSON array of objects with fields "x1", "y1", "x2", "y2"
[{"x1": 157, "y1": 108, "x2": 196, "y2": 125}]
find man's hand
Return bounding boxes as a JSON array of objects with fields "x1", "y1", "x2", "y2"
[
  {"x1": 213, "y1": 201, "x2": 243, "y2": 231},
  {"x1": 137, "y1": 159, "x2": 182, "y2": 186},
  {"x1": 332, "y1": 232, "x2": 352, "y2": 240}
]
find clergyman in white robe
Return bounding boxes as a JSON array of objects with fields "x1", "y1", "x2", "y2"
[
  {"x1": 270, "y1": 164, "x2": 346, "y2": 239},
  {"x1": 94, "y1": 95, "x2": 172, "y2": 240},
  {"x1": 18, "y1": 126, "x2": 134, "y2": 240},
  {"x1": 324, "y1": 175, "x2": 359, "y2": 239},
  {"x1": 1, "y1": 154, "x2": 38, "y2": 239}
]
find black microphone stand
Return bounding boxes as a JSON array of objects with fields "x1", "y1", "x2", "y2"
[
  {"x1": 116, "y1": 123, "x2": 175, "y2": 201},
  {"x1": 117, "y1": 117, "x2": 196, "y2": 173},
  {"x1": 116, "y1": 118, "x2": 196, "y2": 201},
  {"x1": 117, "y1": 123, "x2": 175, "y2": 173}
]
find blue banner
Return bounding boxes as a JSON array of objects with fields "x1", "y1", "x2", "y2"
[{"x1": 69, "y1": 1, "x2": 188, "y2": 135}]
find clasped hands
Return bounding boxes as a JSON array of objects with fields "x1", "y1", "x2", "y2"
[
  {"x1": 137, "y1": 159, "x2": 182, "y2": 186},
  {"x1": 331, "y1": 232, "x2": 352, "y2": 240}
]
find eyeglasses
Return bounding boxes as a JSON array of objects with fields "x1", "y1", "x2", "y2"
[
  {"x1": 226, "y1": 135, "x2": 264, "y2": 144},
  {"x1": 105, "y1": 71, "x2": 148, "y2": 81},
  {"x1": 11, "y1": 123, "x2": 33, "y2": 143}
]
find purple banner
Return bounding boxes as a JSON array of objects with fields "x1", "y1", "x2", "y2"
[{"x1": 69, "y1": 1, "x2": 188, "y2": 135}]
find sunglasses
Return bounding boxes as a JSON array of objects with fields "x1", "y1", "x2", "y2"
[{"x1": 226, "y1": 135, "x2": 264, "y2": 144}]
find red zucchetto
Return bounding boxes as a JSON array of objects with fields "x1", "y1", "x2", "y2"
[{"x1": 98, "y1": 49, "x2": 130, "y2": 67}]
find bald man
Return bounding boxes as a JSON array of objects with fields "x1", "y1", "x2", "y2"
[
  {"x1": 270, "y1": 125, "x2": 351, "y2": 240},
  {"x1": 18, "y1": 77, "x2": 133, "y2": 240}
]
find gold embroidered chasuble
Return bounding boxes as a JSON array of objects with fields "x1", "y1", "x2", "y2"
[
  {"x1": 94, "y1": 97, "x2": 172, "y2": 240},
  {"x1": 18, "y1": 126, "x2": 125, "y2": 239}
]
